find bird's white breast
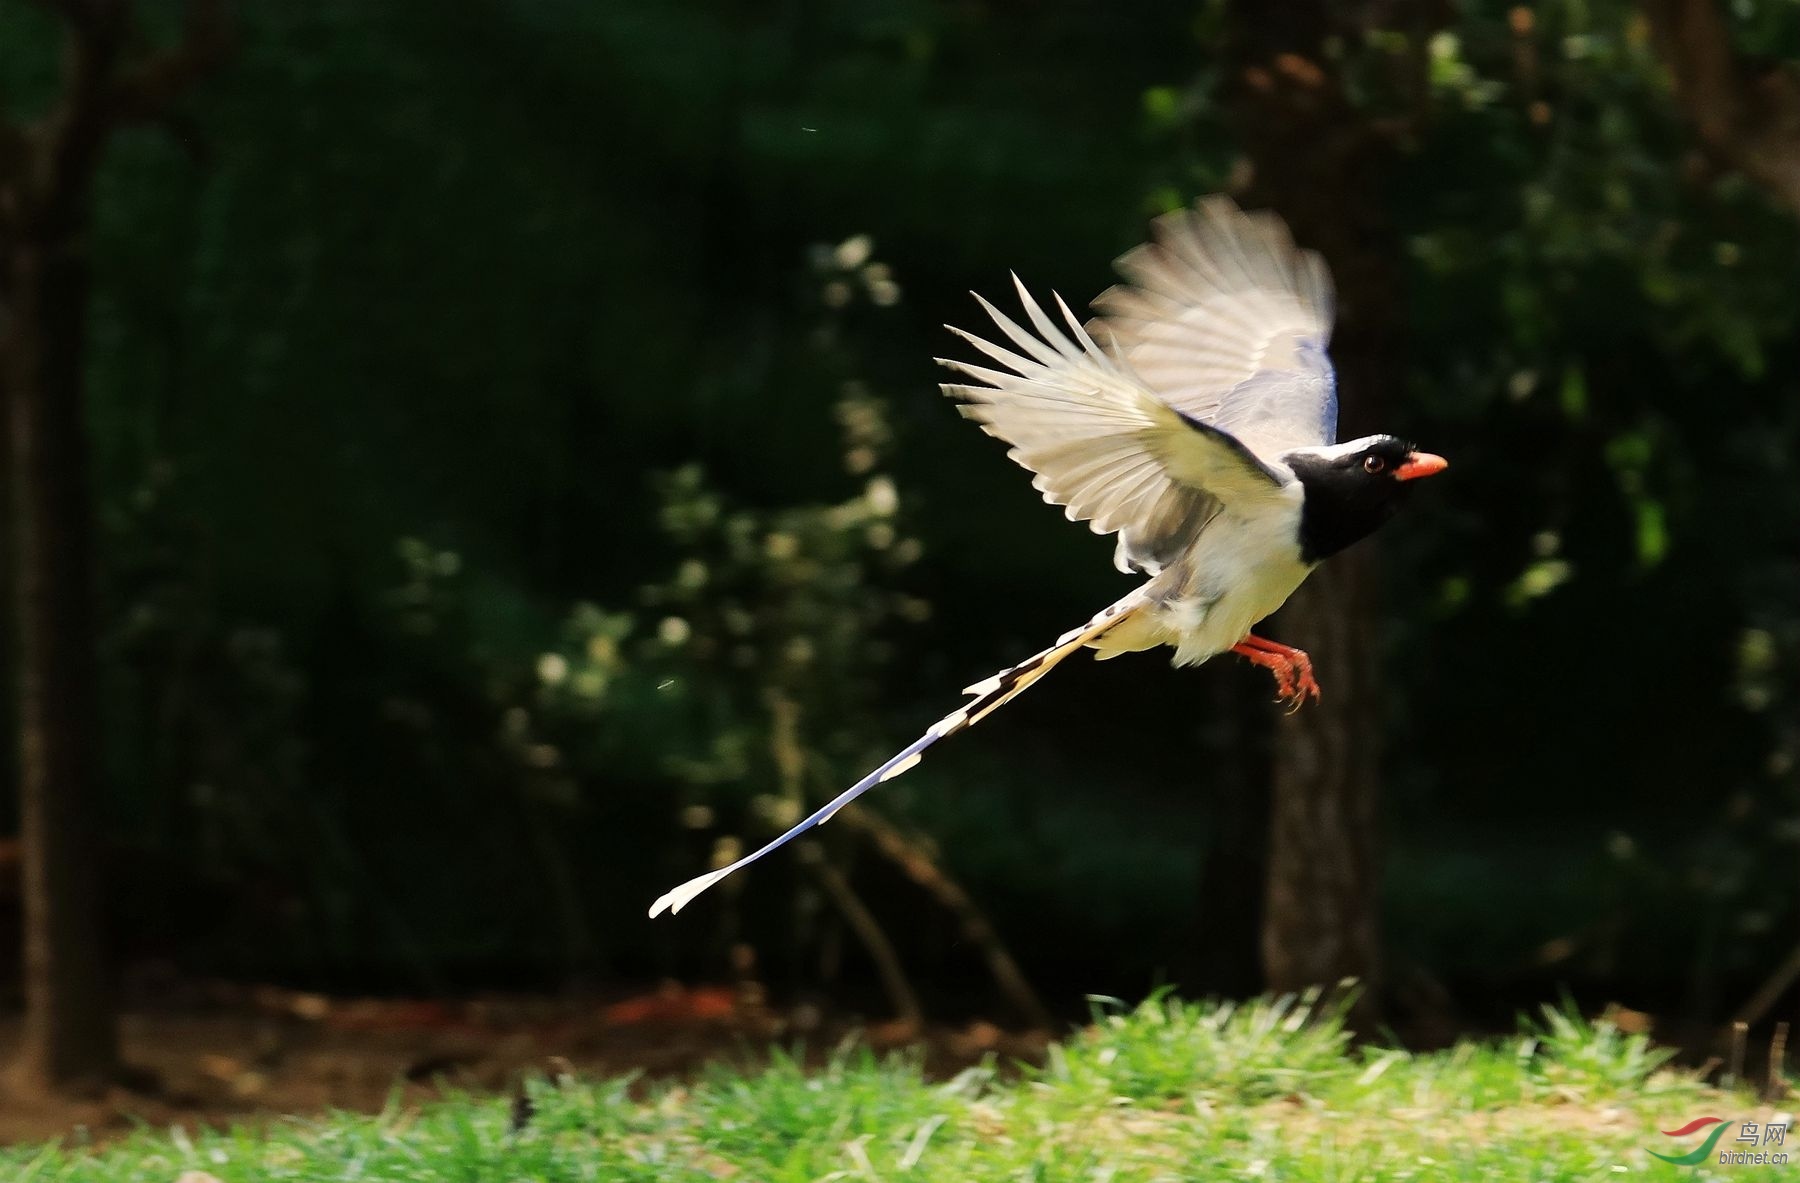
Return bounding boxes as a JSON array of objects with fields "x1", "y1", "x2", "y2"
[{"x1": 1147, "y1": 483, "x2": 1314, "y2": 666}]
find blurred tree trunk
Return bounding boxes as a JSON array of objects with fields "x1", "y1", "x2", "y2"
[
  {"x1": 4, "y1": 224, "x2": 117, "y2": 1094},
  {"x1": 0, "y1": 184, "x2": 12, "y2": 912},
  {"x1": 0, "y1": 0, "x2": 228, "y2": 1095},
  {"x1": 1261, "y1": 561, "x2": 1384, "y2": 1010},
  {"x1": 1643, "y1": 0, "x2": 1800, "y2": 216},
  {"x1": 1225, "y1": 0, "x2": 1419, "y2": 1019}
]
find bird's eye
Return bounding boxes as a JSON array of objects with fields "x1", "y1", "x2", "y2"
[{"x1": 1363, "y1": 455, "x2": 1387, "y2": 474}]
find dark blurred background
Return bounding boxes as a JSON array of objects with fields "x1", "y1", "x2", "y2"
[{"x1": 1, "y1": 0, "x2": 1797, "y2": 1095}]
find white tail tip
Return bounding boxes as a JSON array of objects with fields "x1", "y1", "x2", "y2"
[{"x1": 648, "y1": 867, "x2": 733, "y2": 918}]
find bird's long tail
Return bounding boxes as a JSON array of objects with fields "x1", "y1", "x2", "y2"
[{"x1": 648, "y1": 594, "x2": 1144, "y2": 917}]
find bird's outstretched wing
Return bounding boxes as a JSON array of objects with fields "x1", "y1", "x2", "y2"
[
  {"x1": 939, "y1": 277, "x2": 1289, "y2": 574},
  {"x1": 649, "y1": 594, "x2": 1145, "y2": 917},
  {"x1": 1091, "y1": 196, "x2": 1338, "y2": 462}
]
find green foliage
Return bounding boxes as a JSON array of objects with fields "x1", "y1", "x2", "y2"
[
  {"x1": 685, "y1": 1046, "x2": 948, "y2": 1167},
  {"x1": 609, "y1": 383, "x2": 927, "y2": 805},
  {"x1": 103, "y1": 462, "x2": 311, "y2": 858},
  {"x1": 68, "y1": 202, "x2": 939, "y2": 982},
  {"x1": 1527, "y1": 1000, "x2": 1678, "y2": 1098},
  {"x1": 507, "y1": 239, "x2": 935, "y2": 978},
  {"x1": 1042, "y1": 990, "x2": 1354, "y2": 1106},
  {"x1": 0, "y1": 996, "x2": 1734, "y2": 1181}
]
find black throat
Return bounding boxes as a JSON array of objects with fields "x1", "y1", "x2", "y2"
[{"x1": 1288, "y1": 455, "x2": 1408, "y2": 563}]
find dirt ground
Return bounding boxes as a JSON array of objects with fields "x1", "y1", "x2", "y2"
[{"x1": 0, "y1": 981, "x2": 1053, "y2": 1148}]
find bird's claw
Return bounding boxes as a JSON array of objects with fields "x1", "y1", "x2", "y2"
[
  {"x1": 1287, "y1": 653, "x2": 1321, "y2": 709},
  {"x1": 1273, "y1": 659, "x2": 1321, "y2": 713},
  {"x1": 1278, "y1": 668, "x2": 1321, "y2": 713},
  {"x1": 1232, "y1": 635, "x2": 1321, "y2": 712}
]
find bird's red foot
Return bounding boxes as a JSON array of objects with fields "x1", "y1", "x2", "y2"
[{"x1": 1231, "y1": 634, "x2": 1322, "y2": 711}]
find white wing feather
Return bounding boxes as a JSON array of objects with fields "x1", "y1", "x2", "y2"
[
  {"x1": 1091, "y1": 196, "x2": 1338, "y2": 459},
  {"x1": 940, "y1": 277, "x2": 1287, "y2": 574}
]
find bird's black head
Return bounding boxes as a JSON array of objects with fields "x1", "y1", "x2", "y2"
[{"x1": 1285, "y1": 435, "x2": 1447, "y2": 563}]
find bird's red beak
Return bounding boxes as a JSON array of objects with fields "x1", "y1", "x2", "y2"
[{"x1": 1395, "y1": 452, "x2": 1448, "y2": 482}]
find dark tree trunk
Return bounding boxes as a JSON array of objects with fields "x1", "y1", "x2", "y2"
[
  {"x1": 1643, "y1": 0, "x2": 1800, "y2": 216},
  {"x1": 0, "y1": 246, "x2": 12, "y2": 869},
  {"x1": 1262, "y1": 560, "x2": 1383, "y2": 1006},
  {"x1": 0, "y1": 0, "x2": 229, "y2": 1096},
  {"x1": 1225, "y1": 0, "x2": 1416, "y2": 1019},
  {"x1": 3, "y1": 236, "x2": 119, "y2": 1092}
]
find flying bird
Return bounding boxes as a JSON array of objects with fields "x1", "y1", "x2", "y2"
[{"x1": 650, "y1": 197, "x2": 1446, "y2": 918}]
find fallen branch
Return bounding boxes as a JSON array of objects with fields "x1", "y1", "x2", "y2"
[
  {"x1": 768, "y1": 692, "x2": 922, "y2": 1030},
  {"x1": 764, "y1": 692, "x2": 1052, "y2": 1031},
  {"x1": 1731, "y1": 939, "x2": 1800, "y2": 1029},
  {"x1": 831, "y1": 798, "x2": 1054, "y2": 1031},
  {"x1": 800, "y1": 842, "x2": 923, "y2": 1033},
  {"x1": 1770, "y1": 1021, "x2": 1790, "y2": 1100}
]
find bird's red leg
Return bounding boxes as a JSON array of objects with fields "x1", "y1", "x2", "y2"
[
  {"x1": 1231, "y1": 637, "x2": 1296, "y2": 699},
  {"x1": 1251, "y1": 635, "x2": 1319, "y2": 706},
  {"x1": 1229, "y1": 634, "x2": 1321, "y2": 709}
]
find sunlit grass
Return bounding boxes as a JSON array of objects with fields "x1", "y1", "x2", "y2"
[
  {"x1": 1043, "y1": 990, "x2": 1356, "y2": 1107},
  {"x1": 3, "y1": 994, "x2": 1774, "y2": 1182}
]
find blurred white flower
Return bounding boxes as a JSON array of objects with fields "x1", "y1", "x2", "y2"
[
  {"x1": 710, "y1": 835, "x2": 742, "y2": 870},
  {"x1": 659, "y1": 616, "x2": 692, "y2": 646},
  {"x1": 536, "y1": 653, "x2": 569, "y2": 686},
  {"x1": 834, "y1": 234, "x2": 873, "y2": 269},
  {"x1": 1738, "y1": 627, "x2": 1775, "y2": 673},
  {"x1": 865, "y1": 476, "x2": 899, "y2": 515}
]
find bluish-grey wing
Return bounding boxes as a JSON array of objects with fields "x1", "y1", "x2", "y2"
[
  {"x1": 939, "y1": 278, "x2": 1288, "y2": 573},
  {"x1": 1090, "y1": 196, "x2": 1338, "y2": 458}
]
